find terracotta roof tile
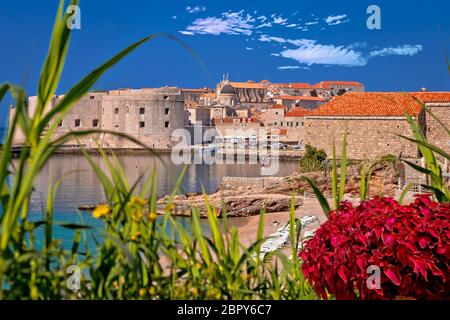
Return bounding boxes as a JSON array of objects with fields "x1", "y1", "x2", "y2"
[
  {"x1": 270, "y1": 104, "x2": 285, "y2": 109},
  {"x1": 307, "y1": 92, "x2": 450, "y2": 117},
  {"x1": 285, "y1": 107, "x2": 309, "y2": 117},
  {"x1": 275, "y1": 95, "x2": 325, "y2": 101},
  {"x1": 289, "y1": 83, "x2": 313, "y2": 89}
]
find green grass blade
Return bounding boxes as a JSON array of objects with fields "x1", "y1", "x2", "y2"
[
  {"x1": 301, "y1": 176, "x2": 330, "y2": 216},
  {"x1": 331, "y1": 140, "x2": 338, "y2": 209},
  {"x1": 339, "y1": 128, "x2": 348, "y2": 202}
]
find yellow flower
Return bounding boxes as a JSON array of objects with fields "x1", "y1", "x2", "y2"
[
  {"x1": 131, "y1": 209, "x2": 144, "y2": 221},
  {"x1": 130, "y1": 196, "x2": 148, "y2": 207},
  {"x1": 139, "y1": 288, "x2": 146, "y2": 297},
  {"x1": 92, "y1": 204, "x2": 110, "y2": 219},
  {"x1": 148, "y1": 212, "x2": 158, "y2": 222},
  {"x1": 131, "y1": 232, "x2": 141, "y2": 241},
  {"x1": 148, "y1": 286, "x2": 156, "y2": 295}
]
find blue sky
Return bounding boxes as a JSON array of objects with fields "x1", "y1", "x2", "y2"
[{"x1": 0, "y1": 0, "x2": 449, "y2": 125}]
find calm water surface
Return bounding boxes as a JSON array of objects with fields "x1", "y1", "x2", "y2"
[{"x1": 13, "y1": 153, "x2": 298, "y2": 248}]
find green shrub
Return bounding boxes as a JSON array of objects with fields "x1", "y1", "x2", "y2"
[{"x1": 298, "y1": 145, "x2": 327, "y2": 173}]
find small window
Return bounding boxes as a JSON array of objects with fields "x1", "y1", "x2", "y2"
[
  {"x1": 139, "y1": 121, "x2": 145, "y2": 128},
  {"x1": 139, "y1": 107, "x2": 145, "y2": 115},
  {"x1": 57, "y1": 120, "x2": 63, "y2": 127},
  {"x1": 92, "y1": 119, "x2": 99, "y2": 127},
  {"x1": 74, "y1": 119, "x2": 81, "y2": 127},
  {"x1": 275, "y1": 112, "x2": 278, "y2": 115},
  {"x1": 163, "y1": 95, "x2": 169, "y2": 100},
  {"x1": 274, "y1": 122, "x2": 277, "y2": 125},
  {"x1": 164, "y1": 108, "x2": 170, "y2": 115},
  {"x1": 164, "y1": 121, "x2": 170, "y2": 128},
  {"x1": 115, "y1": 124, "x2": 119, "y2": 128},
  {"x1": 114, "y1": 108, "x2": 119, "y2": 114},
  {"x1": 89, "y1": 95, "x2": 95, "y2": 100}
]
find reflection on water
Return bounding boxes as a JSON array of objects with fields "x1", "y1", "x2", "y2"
[{"x1": 12, "y1": 153, "x2": 299, "y2": 248}]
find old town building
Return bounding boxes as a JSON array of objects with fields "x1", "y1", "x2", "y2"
[
  {"x1": 304, "y1": 92, "x2": 450, "y2": 159},
  {"x1": 10, "y1": 87, "x2": 186, "y2": 150}
]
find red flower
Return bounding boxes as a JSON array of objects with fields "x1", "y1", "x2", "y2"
[{"x1": 299, "y1": 195, "x2": 450, "y2": 300}]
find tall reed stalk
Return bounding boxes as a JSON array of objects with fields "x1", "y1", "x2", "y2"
[{"x1": 0, "y1": 0, "x2": 316, "y2": 300}]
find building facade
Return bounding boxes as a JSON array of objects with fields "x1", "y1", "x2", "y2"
[
  {"x1": 304, "y1": 92, "x2": 450, "y2": 159},
  {"x1": 10, "y1": 87, "x2": 186, "y2": 150}
]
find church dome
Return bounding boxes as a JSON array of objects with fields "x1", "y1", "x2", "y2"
[{"x1": 220, "y1": 84, "x2": 235, "y2": 95}]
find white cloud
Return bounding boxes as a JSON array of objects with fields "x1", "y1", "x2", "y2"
[
  {"x1": 172, "y1": 16, "x2": 177, "y2": 19},
  {"x1": 257, "y1": 15, "x2": 267, "y2": 22},
  {"x1": 278, "y1": 66, "x2": 300, "y2": 70},
  {"x1": 280, "y1": 42, "x2": 367, "y2": 67},
  {"x1": 325, "y1": 14, "x2": 349, "y2": 26},
  {"x1": 258, "y1": 35, "x2": 286, "y2": 43},
  {"x1": 186, "y1": 6, "x2": 206, "y2": 14},
  {"x1": 277, "y1": 66, "x2": 310, "y2": 70},
  {"x1": 305, "y1": 21, "x2": 319, "y2": 26},
  {"x1": 264, "y1": 35, "x2": 422, "y2": 67},
  {"x1": 272, "y1": 15, "x2": 288, "y2": 25},
  {"x1": 181, "y1": 11, "x2": 255, "y2": 35},
  {"x1": 245, "y1": 47, "x2": 254, "y2": 51},
  {"x1": 369, "y1": 45, "x2": 423, "y2": 57},
  {"x1": 286, "y1": 24, "x2": 298, "y2": 28},
  {"x1": 255, "y1": 22, "x2": 272, "y2": 29},
  {"x1": 258, "y1": 35, "x2": 315, "y2": 47},
  {"x1": 179, "y1": 30, "x2": 195, "y2": 36}
]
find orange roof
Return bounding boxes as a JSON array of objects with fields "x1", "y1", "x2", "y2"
[
  {"x1": 413, "y1": 92, "x2": 450, "y2": 103},
  {"x1": 268, "y1": 128, "x2": 288, "y2": 135},
  {"x1": 307, "y1": 92, "x2": 450, "y2": 117},
  {"x1": 285, "y1": 107, "x2": 309, "y2": 117},
  {"x1": 229, "y1": 81, "x2": 264, "y2": 89},
  {"x1": 290, "y1": 83, "x2": 313, "y2": 89},
  {"x1": 270, "y1": 104, "x2": 285, "y2": 109},
  {"x1": 275, "y1": 95, "x2": 324, "y2": 101}
]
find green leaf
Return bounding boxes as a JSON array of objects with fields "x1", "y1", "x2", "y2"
[
  {"x1": 301, "y1": 176, "x2": 330, "y2": 216},
  {"x1": 339, "y1": 127, "x2": 348, "y2": 203},
  {"x1": 331, "y1": 140, "x2": 338, "y2": 209},
  {"x1": 398, "y1": 182, "x2": 416, "y2": 204}
]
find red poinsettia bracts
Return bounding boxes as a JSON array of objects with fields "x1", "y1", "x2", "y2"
[{"x1": 300, "y1": 195, "x2": 450, "y2": 300}]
